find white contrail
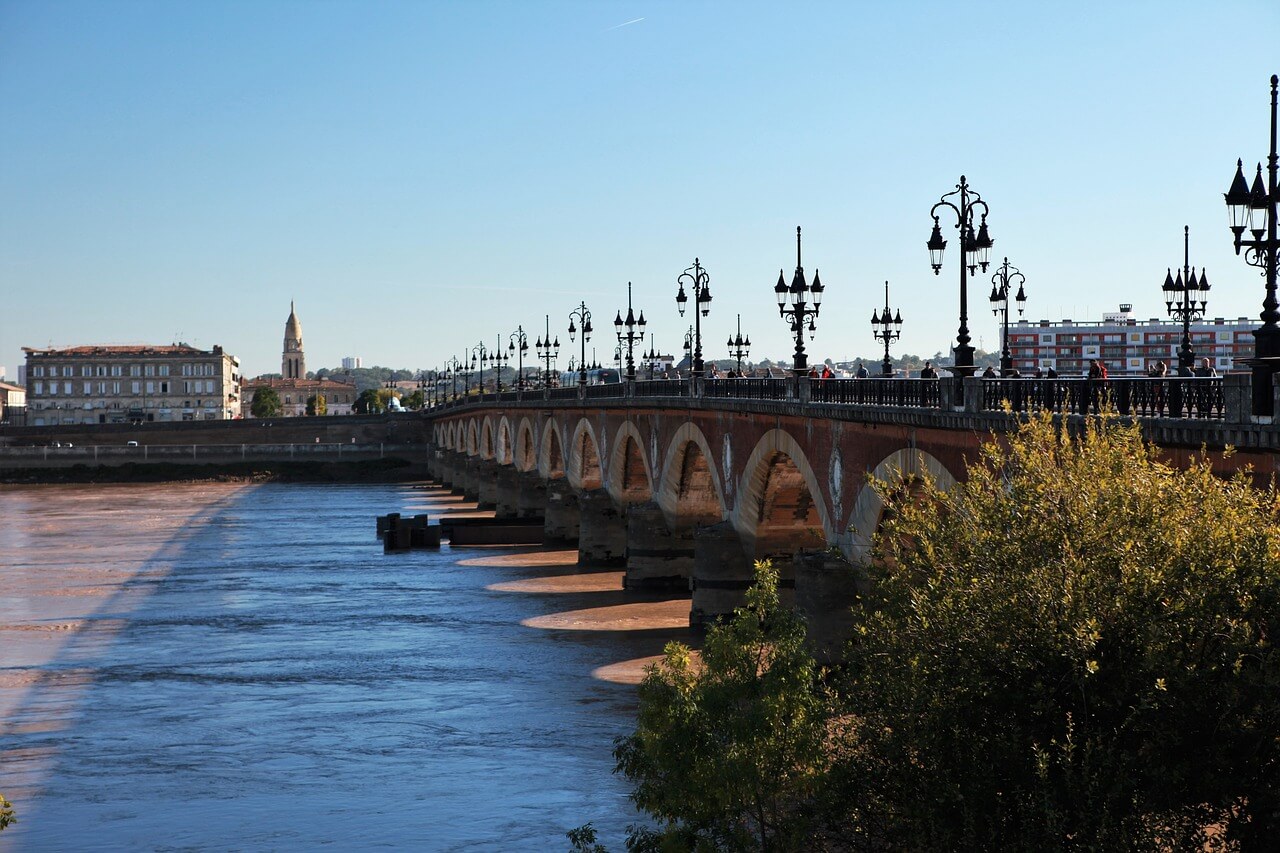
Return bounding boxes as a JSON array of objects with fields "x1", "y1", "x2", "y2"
[{"x1": 606, "y1": 17, "x2": 645, "y2": 31}]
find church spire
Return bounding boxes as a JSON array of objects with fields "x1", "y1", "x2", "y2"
[{"x1": 282, "y1": 302, "x2": 305, "y2": 379}]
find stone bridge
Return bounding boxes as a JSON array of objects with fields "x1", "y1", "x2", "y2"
[{"x1": 426, "y1": 374, "x2": 1280, "y2": 631}]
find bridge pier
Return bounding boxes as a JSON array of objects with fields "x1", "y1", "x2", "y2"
[
  {"x1": 690, "y1": 521, "x2": 757, "y2": 628},
  {"x1": 624, "y1": 501, "x2": 694, "y2": 590},
  {"x1": 515, "y1": 471, "x2": 547, "y2": 519},
  {"x1": 544, "y1": 479, "x2": 580, "y2": 544},
  {"x1": 494, "y1": 465, "x2": 521, "y2": 519},
  {"x1": 577, "y1": 488, "x2": 627, "y2": 567},
  {"x1": 461, "y1": 456, "x2": 481, "y2": 501},
  {"x1": 440, "y1": 451, "x2": 465, "y2": 493},
  {"x1": 794, "y1": 550, "x2": 868, "y2": 666},
  {"x1": 475, "y1": 459, "x2": 500, "y2": 509}
]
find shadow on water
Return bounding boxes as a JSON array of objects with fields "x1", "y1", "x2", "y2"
[{"x1": 1, "y1": 482, "x2": 688, "y2": 851}]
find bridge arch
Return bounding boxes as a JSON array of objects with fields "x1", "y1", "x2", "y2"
[
  {"x1": 495, "y1": 417, "x2": 514, "y2": 466},
  {"x1": 568, "y1": 418, "x2": 604, "y2": 491},
  {"x1": 479, "y1": 417, "x2": 496, "y2": 460},
  {"x1": 539, "y1": 419, "x2": 567, "y2": 479},
  {"x1": 734, "y1": 428, "x2": 833, "y2": 558},
  {"x1": 656, "y1": 422, "x2": 727, "y2": 527},
  {"x1": 843, "y1": 448, "x2": 958, "y2": 562},
  {"x1": 606, "y1": 420, "x2": 653, "y2": 504},
  {"x1": 466, "y1": 419, "x2": 479, "y2": 456},
  {"x1": 515, "y1": 417, "x2": 537, "y2": 472}
]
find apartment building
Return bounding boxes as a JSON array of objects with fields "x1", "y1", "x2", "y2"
[
  {"x1": 22, "y1": 344, "x2": 241, "y2": 425},
  {"x1": 1007, "y1": 304, "x2": 1254, "y2": 376}
]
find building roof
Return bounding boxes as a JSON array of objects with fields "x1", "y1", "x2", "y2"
[
  {"x1": 243, "y1": 377, "x2": 355, "y2": 390},
  {"x1": 22, "y1": 343, "x2": 223, "y2": 357},
  {"x1": 0, "y1": 380, "x2": 25, "y2": 393}
]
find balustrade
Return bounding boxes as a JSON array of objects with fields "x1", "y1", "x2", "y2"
[{"x1": 980, "y1": 377, "x2": 1225, "y2": 420}]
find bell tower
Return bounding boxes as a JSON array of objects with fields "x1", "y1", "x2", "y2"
[{"x1": 282, "y1": 301, "x2": 305, "y2": 379}]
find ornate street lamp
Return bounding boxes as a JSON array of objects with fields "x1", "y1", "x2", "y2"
[
  {"x1": 871, "y1": 281, "x2": 903, "y2": 377},
  {"x1": 508, "y1": 326, "x2": 529, "y2": 390},
  {"x1": 1161, "y1": 227, "x2": 1209, "y2": 375},
  {"x1": 614, "y1": 281, "x2": 647, "y2": 380},
  {"x1": 535, "y1": 315, "x2": 560, "y2": 388},
  {"x1": 470, "y1": 341, "x2": 488, "y2": 394},
  {"x1": 446, "y1": 355, "x2": 463, "y2": 400},
  {"x1": 988, "y1": 258, "x2": 1027, "y2": 376},
  {"x1": 682, "y1": 325, "x2": 694, "y2": 374},
  {"x1": 1224, "y1": 74, "x2": 1280, "y2": 416},
  {"x1": 774, "y1": 226, "x2": 824, "y2": 375},
  {"x1": 928, "y1": 175, "x2": 994, "y2": 376},
  {"x1": 644, "y1": 334, "x2": 660, "y2": 379},
  {"x1": 676, "y1": 258, "x2": 712, "y2": 375},
  {"x1": 727, "y1": 313, "x2": 751, "y2": 376},
  {"x1": 489, "y1": 334, "x2": 509, "y2": 392},
  {"x1": 417, "y1": 371, "x2": 430, "y2": 409},
  {"x1": 567, "y1": 302, "x2": 593, "y2": 387}
]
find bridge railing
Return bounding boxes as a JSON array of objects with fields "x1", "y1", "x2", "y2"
[
  {"x1": 702, "y1": 377, "x2": 792, "y2": 400},
  {"x1": 548, "y1": 386, "x2": 579, "y2": 401},
  {"x1": 980, "y1": 377, "x2": 1226, "y2": 420},
  {"x1": 633, "y1": 379, "x2": 690, "y2": 398},
  {"x1": 809, "y1": 377, "x2": 940, "y2": 407},
  {"x1": 583, "y1": 383, "x2": 626, "y2": 400}
]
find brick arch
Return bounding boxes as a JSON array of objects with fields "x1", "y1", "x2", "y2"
[
  {"x1": 734, "y1": 428, "x2": 833, "y2": 558},
  {"x1": 656, "y1": 422, "x2": 727, "y2": 528},
  {"x1": 479, "y1": 417, "x2": 496, "y2": 460},
  {"x1": 606, "y1": 421, "x2": 653, "y2": 505},
  {"x1": 466, "y1": 419, "x2": 479, "y2": 456},
  {"x1": 539, "y1": 419, "x2": 566, "y2": 479},
  {"x1": 843, "y1": 448, "x2": 958, "y2": 563},
  {"x1": 568, "y1": 418, "x2": 604, "y2": 491},
  {"x1": 515, "y1": 417, "x2": 537, "y2": 472},
  {"x1": 495, "y1": 417, "x2": 514, "y2": 466}
]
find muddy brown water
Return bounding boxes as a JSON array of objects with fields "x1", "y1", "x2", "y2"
[{"x1": 0, "y1": 483, "x2": 693, "y2": 850}]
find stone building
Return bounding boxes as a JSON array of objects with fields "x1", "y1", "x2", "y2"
[
  {"x1": 22, "y1": 344, "x2": 241, "y2": 425},
  {"x1": 242, "y1": 302, "x2": 356, "y2": 416},
  {"x1": 0, "y1": 379, "x2": 26, "y2": 425}
]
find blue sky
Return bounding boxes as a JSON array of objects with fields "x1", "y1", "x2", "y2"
[{"x1": 2, "y1": 0, "x2": 1278, "y2": 378}]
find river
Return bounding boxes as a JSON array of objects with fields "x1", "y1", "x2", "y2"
[{"x1": 0, "y1": 483, "x2": 692, "y2": 851}]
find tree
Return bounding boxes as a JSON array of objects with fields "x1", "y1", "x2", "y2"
[
  {"x1": 614, "y1": 562, "x2": 833, "y2": 851},
  {"x1": 306, "y1": 393, "x2": 326, "y2": 416},
  {"x1": 403, "y1": 389, "x2": 425, "y2": 410},
  {"x1": 353, "y1": 389, "x2": 383, "y2": 414},
  {"x1": 0, "y1": 792, "x2": 14, "y2": 831},
  {"x1": 843, "y1": 413, "x2": 1280, "y2": 849},
  {"x1": 249, "y1": 387, "x2": 282, "y2": 418}
]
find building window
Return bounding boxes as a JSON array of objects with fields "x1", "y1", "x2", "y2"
[
  {"x1": 82, "y1": 365, "x2": 92, "y2": 377},
  {"x1": 112, "y1": 365, "x2": 122, "y2": 377},
  {"x1": 112, "y1": 381, "x2": 120, "y2": 395},
  {"x1": 159, "y1": 365, "x2": 170, "y2": 377},
  {"x1": 146, "y1": 381, "x2": 155, "y2": 394},
  {"x1": 33, "y1": 366, "x2": 44, "y2": 378},
  {"x1": 34, "y1": 381, "x2": 43, "y2": 395},
  {"x1": 63, "y1": 382, "x2": 72, "y2": 395},
  {"x1": 130, "y1": 365, "x2": 141, "y2": 377},
  {"x1": 144, "y1": 365, "x2": 155, "y2": 377},
  {"x1": 160, "y1": 382, "x2": 169, "y2": 393},
  {"x1": 83, "y1": 382, "x2": 92, "y2": 394},
  {"x1": 132, "y1": 381, "x2": 141, "y2": 394}
]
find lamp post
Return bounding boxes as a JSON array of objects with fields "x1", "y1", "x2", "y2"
[
  {"x1": 487, "y1": 334, "x2": 510, "y2": 392},
  {"x1": 614, "y1": 282, "x2": 647, "y2": 380},
  {"x1": 613, "y1": 345, "x2": 623, "y2": 374},
  {"x1": 535, "y1": 315, "x2": 560, "y2": 388},
  {"x1": 567, "y1": 302, "x2": 593, "y2": 387},
  {"x1": 727, "y1": 313, "x2": 751, "y2": 376},
  {"x1": 508, "y1": 326, "x2": 529, "y2": 390},
  {"x1": 682, "y1": 325, "x2": 694, "y2": 374},
  {"x1": 417, "y1": 371, "x2": 430, "y2": 410},
  {"x1": 1225, "y1": 74, "x2": 1279, "y2": 416},
  {"x1": 1161, "y1": 227, "x2": 1209, "y2": 375},
  {"x1": 446, "y1": 355, "x2": 463, "y2": 400},
  {"x1": 988, "y1": 258, "x2": 1027, "y2": 376},
  {"x1": 773, "y1": 226, "x2": 825, "y2": 375},
  {"x1": 676, "y1": 258, "x2": 712, "y2": 375},
  {"x1": 644, "y1": 334, "x2": 659, "y2": 379},
  {"x1": 470, "y1": 342, "x2": 488, "y2": 395},
  {"x1": 928, "y1": 175, "x2": 994, "y2": 376},
  {"x1": 871, "y1": 281, "x2": 903, "y2": 377}
]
